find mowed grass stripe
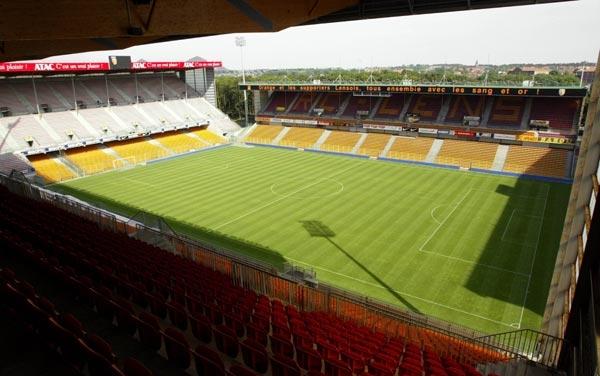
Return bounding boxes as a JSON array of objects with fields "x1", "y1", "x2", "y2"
[{"x1": 53, "y1": 146, "x2": 570, "y2": 334}]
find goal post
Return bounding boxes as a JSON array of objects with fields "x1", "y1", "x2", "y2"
[{"x1": 112, "y1": 156, "x2": 137, "y2": 170}]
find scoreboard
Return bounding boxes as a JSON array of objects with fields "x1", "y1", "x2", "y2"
[{"x1": 241, "y1": 83, "x2": 587, "y2": 98}]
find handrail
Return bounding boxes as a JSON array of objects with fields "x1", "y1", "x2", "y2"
[{"x1": 0, "y1": 171, "x2": 568, "y2": 369}]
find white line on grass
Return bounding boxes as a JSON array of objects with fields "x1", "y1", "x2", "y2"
[
  {"x1": 517, "y1": 184, "x2": 550, "y2": 328},
  {"x1": 419, "y1": 189, "x2": 472, "y2": 252},
  {"x1": 286, "y1": 256, "x2": 515, "y2": 328},
  {"x1": 430, "y1": 205, "x2": 445, "y2": 225},
  {"x1": 501, "y1": 209, "x2": 517, "y2": 241},
  {"x1": 213, "y1": 162, "x2": 360, "y2": 230},
  {"x1": 418, "y1": 249, "x2": 530, "y2": 277}
]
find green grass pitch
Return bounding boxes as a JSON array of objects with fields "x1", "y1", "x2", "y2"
[{"x1": 51, "y1": 145, "x2": 571, "y2": 334}]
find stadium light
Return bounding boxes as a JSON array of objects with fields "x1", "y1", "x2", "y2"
[{"x1": 235, "y1": 36, "x2": 249, "y2": 128}]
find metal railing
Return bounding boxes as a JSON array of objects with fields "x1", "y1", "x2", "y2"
[{"x1": 0, "y1": 171, "x2": 569, "y2": 369}]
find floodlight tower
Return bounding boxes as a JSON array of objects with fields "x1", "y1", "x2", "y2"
[{"x1": 235, "y1": 36, "x2": 250, "y2": 128}]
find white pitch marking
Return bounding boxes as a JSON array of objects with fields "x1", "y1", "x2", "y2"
[
  {"x1": 213, "y1": 162, "x2": 360, "y2": 230},
  {"x1": 501, "y1": 209, "x2": 517, "y2": 241},
  {"x1": 517, "y1": 184, "x2": 550, "y2": 329},
  {"x1": 430, "y1": 205, "x2": 445, "y2": 225},
  {"x1": 419, "y1": 189, "x2": 472, "y2": 252},
  {"x1": 418, "y1": 249, "x2": 530, "y2": 278},
  {"x1": 286, "y1": 256, "x2": 516, "y2": 328}
]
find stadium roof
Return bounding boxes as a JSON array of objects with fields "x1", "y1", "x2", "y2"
[{"x1": 1, "y1": 0, "x2": 573, "y2": 62}]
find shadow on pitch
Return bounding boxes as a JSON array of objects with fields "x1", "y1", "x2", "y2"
[
  {"x1": 299, "y1": 219, "x2": 421, "y2": 313},
  {"x1": 48, "y1": 183, "x2": 289, "y2": 270}
]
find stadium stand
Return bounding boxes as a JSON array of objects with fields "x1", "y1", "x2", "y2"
[
  {"x1": 27, "y1": 154, "x2": 76, "y2": 183},
  {"x1": 0, "y1": 184, "x2": 493, "y2": 376},
  {"x1": 503, "y1": 146, "x2": 569, "y2": 177},
  {"x1": 152, "y1": 130, "x2": 208, "y2": 153},
  {"x1": 289, "y1": 92, "x2": 320, "y2": 114},
  {"x1": 373, "y1": 94, "x2": 406, "y2": 119},
  {"x1": 43, "y1": 111, "x2": 95, "y2": 140},
  {"x1": 342, "y1": 96, "x2": 376, "y2": 118},
  {"x1": 245, "y1": 124, "x2": 285, "y2": 143},
  {"x1": 407, "y1": 94, "x2": 443, "y2": 121},
  {"x1": 445, "y1": 96, "x2": 486, "y2": 123},
  {"x1": 0, "y1": 153, "x2": 31, "y2": 175},
  {"x1": 108, "y1": 106, "x2": 146, "y2": 130},
  {"x1": 0, "y1": 115, "x2": 59, "y2": 150},
  {"x1": 529, "y1": 98, "x2": 579, "y2": 130},
  {"x1": 488, "y1": 97, "x2": 526, "y2": 127},
  {"x1": 263, "y1": 91, "x2": 292, "y2": 113},
  {"x1": 316, "y1": 93, "x2": 349, "y2": 115},
  {"x1": 189, "y1": 128, "x2": 225, "y2": 144},
  {"x1": 387, "y1": 136, "x2": 435, "y2": 161},
  {"x1": 65, "y1": 146, "x2": 117, "y2": 175},
  {"x1": 137, "y1": 102, "x2": 180, "y2": 124},
  {"x1": 76, "y1": 108, "x2": 127, "y2": 134},
  {"x1": 436, "y1": 139, "x2": 499, "y2": 169},
  {"x1": 320, "y1": 130, "x2": 362, "y2": 153},
  {"x1": 358, "y1": 133, "x2": 391, "y2": 157},
  {"x1": 105, "y1": 138, "x2": 169, "y2": 164},
  {"x1": 279, "y1": 127, "x2": 324, "y2": 148}
]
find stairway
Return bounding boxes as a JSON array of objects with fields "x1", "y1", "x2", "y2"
[
  {"x1": 335, "y1": 95, "x2": 352, "y2": 117},
  {"x1": 70, "y1": 111, "x2": 102, "y2": 137},
  {"x1": 57, "y1": 153, "x2": 83, "y2": 177},
  {"x1": 380, "y1": 136, "x2": 397, "y2": 158},
  {"x1": 272, "y1": 127, "x2": 290, "y2": 145},
  {"x1": 284, "y1": 93, "x2": 300, "y2": 114},
  {"x1": 491, "y1": 144, "x2": 509, "y2": 171},
  {"x1": 368, "y1": 98, "x2": 384, "y2": 119},
  {"x1": 33, "y1": 115, "x2": 63, "y2": 143},
  {"x1": 399, "y1": 95, "x2": 413, "y2": 121},
  {"x1": 105, "y1": 108, "x2": 132, "y2": 132},
  {"x1": 47, "y1": 84, "x2": 73, "y2": 110},
  {"x1": 425, "y1": 139, "x2": 444, "y2": 163},
  {"x1": 521, "y1": 98, "x2": 533, "y2": 130},
  {"x1": 481, "y1": 97, "x2": 494, "y2": 127},
  {"x1": 146, "y1": 137, "x2": 174, "y2": 154},
  {"x1": 351, "y1": 133, "x2": 368, "y2": 153},
  {"x1": 437, "y1": 96, "x2": 451, "y2": 123},
  {"x1": 314, "y1": 130, "x2": 331, "y2": 149}
]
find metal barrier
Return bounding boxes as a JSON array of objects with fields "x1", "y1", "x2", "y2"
[{"x1": 0, "y1": 171, "x2": 568, "y2": 369}]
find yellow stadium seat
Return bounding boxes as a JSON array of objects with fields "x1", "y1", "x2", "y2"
[
  {"x1": 504, "y1": 146, "x2": 568, "y2": 177},
  {"x1": 358, "y1": 133, "x2": 391, "y2": 157},
  {"x1": 435, "y1": 139, "x2": 498, "y2": 169},
  {"x1": 107, "y1": 138, "x2": 169, "y2": 163},
  {"x1": 320, "y1": 130, "x2": 361, "y2": 153},
  {"x1": 245, "y1": 125, "x2": 285, "y2": 144},
  {"x1": 28, "y1": 154, "x2": 76, "y2": 183},
  {"x1": 279, "y1": 127, "x2": 324, "y2": 149},
  {"x1": 65, "y1": 146, "x2": 117, "y2": 175},
  {"x1": 387, "y1": 137, "x2": 434, "y2": 161},
  {"x1": 152, "y1": 130, "x2": 207, "y2": 153}
]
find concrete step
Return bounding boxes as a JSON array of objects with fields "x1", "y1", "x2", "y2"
[
  {"x1": 351, "y1": 133, "x2": 368, "y2": 153},
  {"x1": 492, "y1": 144, "x2": 510, "y2": 171},
  {"x1": 314, "y1": 130, "x2": 331, "y2": 149},
  {"x1": 272, "y1": 127, "x2": 291, "y2": 145},
  {"x1": 380, "y1": 135, "x2": 397, "y2": 158},
  {"x1": 425, "y1": 138, "x2": 444, "y2": 163}
]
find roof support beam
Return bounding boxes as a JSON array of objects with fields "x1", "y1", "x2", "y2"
[{"x1": 225, "y1": 0, "x2": 274, "y2": 31}]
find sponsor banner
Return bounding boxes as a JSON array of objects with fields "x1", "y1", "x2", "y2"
[
  {"x1": 317, "y1": 120, "x2": 330, "y2": 126},
  {"x1": 278, "y1": 118, "x2": 318, "y2": 125},
  {"x1": 363, "y1": 124, "x2": 403, "y2": 131},
  {"x1": 269, "y1": 118, "x2": 282, "y2": 123},
  {"x1": 454, "y1": 130, "x2": 476, "y2": 137},
  {"x1": 418, "y1": 127, "x2": 438, "y2": 135},
  {"x1": 0, "y1": 61, "x2": 222, "y2": 74},
  {"x1": 437, "y1": 130, "x2": 450, "y2": 135},
  {"x1": 493, "y1": 133, "x2": 517, "y2": 141},
  {"x1": 477, "y1": 132, "x2": 492, "y2": 138}
]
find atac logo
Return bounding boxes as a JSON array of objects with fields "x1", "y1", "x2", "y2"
[
  {"x1": 558, "y1": 88, "x2": 566, "y2": 96},
  {"x1": 132, "y1": 62, "x2": 146, "y2": 69},
  {"x1": 34, "y1": 63, "x2": 55, "y2": 71}
]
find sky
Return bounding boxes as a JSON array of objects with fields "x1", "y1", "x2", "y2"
[{"x1": 44, "y1": 0, "x2": 600, "y2": 70}]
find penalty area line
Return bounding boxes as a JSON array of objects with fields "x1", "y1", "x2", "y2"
[{"x1": 286, "y1": 256, "x2": 516, "y2": 328}]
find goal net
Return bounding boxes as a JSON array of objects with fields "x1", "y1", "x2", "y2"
[{"x1": 112, "y1": 156, "x2": 137, "y2": 170}]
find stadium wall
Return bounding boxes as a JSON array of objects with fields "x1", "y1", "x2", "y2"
[{"x1": 546, "y1": 53, "x2": 600, "y2": 375}]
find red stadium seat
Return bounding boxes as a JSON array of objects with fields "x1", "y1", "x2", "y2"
[
  {"x1": 123, "y1": 357, "x2": 154, "y2": 376},
  {"x1": 163, "y1": 326, "x2": 191, "y2": 369}
]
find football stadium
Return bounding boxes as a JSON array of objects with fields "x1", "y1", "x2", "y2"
[{"x1": 0, "y1": 1, "x2": 599, "y2": 376}]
